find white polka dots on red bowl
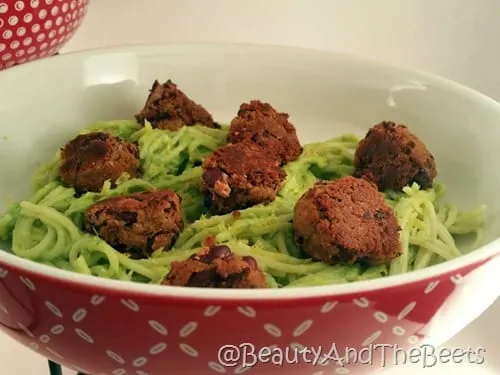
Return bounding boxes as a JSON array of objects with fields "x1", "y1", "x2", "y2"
[
  {"x1": 0, "y1": 0, "x2": 88, "y2": 69},
  {"x1": 0, "y1": 259, "x2": 491, "y2": 375}
]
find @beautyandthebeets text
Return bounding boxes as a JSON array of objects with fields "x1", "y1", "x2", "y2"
[{"x1": 217, "y1": 343, "x2": 486, "y2": 368}]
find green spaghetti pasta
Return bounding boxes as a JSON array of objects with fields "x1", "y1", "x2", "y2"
[
  {"x1": 0, "y1": 119, "x2": 486, "y2": 288},
  {"x1": 79, "y1": 119, "x2": 142, "y2": 139},
  {"x1": 130, "y1": 123, "x2": 228, "y2": 182}
]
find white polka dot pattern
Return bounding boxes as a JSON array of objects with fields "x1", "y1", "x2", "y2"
[
  {"x1": 208, "y1": 361, "x2": 226, "y2": 373},
  {"x1": 204, "y1": 305, "x2": 221, "y2": 317},
  {"x1": 149, "y1": 342, "x2": 167, "y2": 355},
  {"x1": 397, "y1": 301, "x2": 416, "y2": 320},
  {"x1": 237, "y1": 306, "x2": 256, "y2": 318},
  {"x1": 352, "y1": 297, "x2": 369, "y2": 308},
  {"x1": 0, "y1": 262, "x2": 486, "y2": 375},
  {"x1": 50, "y1": 324, "x2": 64, "y2": 335},
  {"x1": 90, "y1": 294, "x2": 106, "y2": 305},
  {"x1": 0, "y1": 0, "x2": 88, "y2": 69},
  {"x1": 179, "y1": 343, "x2": 199, "y2": 358},
  {"x1": 39, "y1": 334, "x2": 51, "y2": 343},
  {"x1": 373, "y1": 311, "x2": 388, "y2": 323},
  {"x1": 264, "y1": 323, "x2": 282, "y2": 337},
  {"x1": 424, "y1": 280, "x2": 440, "y2": 294},
  {"x1": 392, "y1": 326, "x2": 405, "y2": 336},
  {"x1": 235, "y1": 365, "x2": 251, "y2": 374},
  {"x1": 179, "y1": 321, "x2": 198, "y2": 338},
  {"x1": 320, "y1": 300, "x2": 338, "y2": 313},
  {"x1": 361, "y1": 330, "x2": 382, "y2": 346},
  {"x1": 3, "y1": 30, "x2": 13, "y2": 39},
  {"x1": 148, "y1": 320, "x2": 168, "y2": 336},
  {"x1": 19, "y1": 276, "x2": 36, "y2": 290},
  {"x1": 18, "y1": 323, "x2": 35, "y2": 337},
  {"x1": 133, "y1": 357, "x2": 148, "y2": 367},
  {"x1": 107, "y1": 350, "x2": 125, "y2": 364},
  {"x1": 75, "y1": 328, "x2": 94, "y2": 343},
  {"x1": 72, "y1": 308, "x2": 87, "y2": 322},
  {"x1": 0, "y1": 267, "x2": 8, "y2": 278},
  {"x1": 121, "y1": 298, "x2": 140, "y2": 312},
  {"x1": 292, "y1": 319, "x2": 313, "y2": 336},
  {"x1": 45, "y1": 300, "x2": 63, "y2": 317}
]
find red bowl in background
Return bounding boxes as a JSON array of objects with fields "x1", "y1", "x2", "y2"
[
  {"x1": 0, "y1": 0, "x2": 89, "y2": 70},
  {"x1": 0, "y1": 44, "x2": 499, "y2": 375}
]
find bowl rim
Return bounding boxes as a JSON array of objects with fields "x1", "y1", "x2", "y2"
[{"x1": 1, "y1": 41, "x2": 500, "y2": 300}]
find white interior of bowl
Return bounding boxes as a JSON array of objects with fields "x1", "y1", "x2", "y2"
[{"x1": 0, "y1": 43, "x2": 499, "y2": 299}]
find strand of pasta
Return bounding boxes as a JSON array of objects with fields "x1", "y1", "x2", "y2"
[{"x1": 0, "y1": 120, "x2": 486, "y2": 288}]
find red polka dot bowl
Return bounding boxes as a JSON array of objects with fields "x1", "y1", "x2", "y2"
[
  {"x1": 0, "y1": 0, "x2": 88, "y2": 69},
  {"x1": 0, "y1": 43, "x2": 499, "y2": 375}
]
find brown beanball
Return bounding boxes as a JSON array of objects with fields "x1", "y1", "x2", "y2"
[
  {"x1": 135, "y1": 79, "x2": 218, "y2": 131},
  {"x1": 293, "y1": 176, "x2": 401, "y2": 266},
  {"x1": 163, "y1": 244, "x2": 268, "y2": 288},
  {"x1": 354, "y1": 121, "x2": 437, "y2": 190},
  {"x1": 59, "y1": 132, "x2": 141, "y2": 194},
  {"x1": 227, "y1": 100, "x2": 303, "y2": 165},
  {"x1": 201, "y1": 141, "x2": 286, "y2": 215},
  {"x1": 84, "y1": 189, "x2": 184, "y2": 258}
]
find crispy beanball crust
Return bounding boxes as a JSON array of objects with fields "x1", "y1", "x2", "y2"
[
  {"x1": 135, "y1": 79, "x2": 218, "y2": 131},
  {"x1": 354, "y1": 121, "x2": 437, "y2": 190},
  {"x1": 84, "y1": 189, "x2": 184, "y2": 258},
  {"x1": 228, "y1": 100, "x2": 303, "y2": 165},
  {"x1": 293, "y1": 176, "x2": 401, "y2": 265},
  {"x1": 201, "y1": 141, "x2": 286, "y2": 215},
  {"x1": 163, "y1": 244, "x2": 268, "y2": 288},
  {"x1": 59, "y1": 132, "x2": 141, "y2": 194}
]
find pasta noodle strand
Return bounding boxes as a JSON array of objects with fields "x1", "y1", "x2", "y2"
[{"x1": 0, "y1": 120, "x2": 485, "y2": 287}]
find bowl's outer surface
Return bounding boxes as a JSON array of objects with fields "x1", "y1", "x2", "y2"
[
  {"x1": 0, "y1": 0, "x2": 89, "y2": 70},
  {"x1": 0, "y1": 44, "x2": 499, "y2": 374},
  {"x1": 0, "y1": 258, "x2": 497, "y2": 375}
]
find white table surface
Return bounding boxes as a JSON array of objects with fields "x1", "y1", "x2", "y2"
[{"x1": 1, "y1": 0, "x2": 499, "y2": 374}]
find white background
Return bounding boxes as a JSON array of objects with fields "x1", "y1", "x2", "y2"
[{"x1": 1, "y1": 0, "x2": 499, "y2": 374}]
